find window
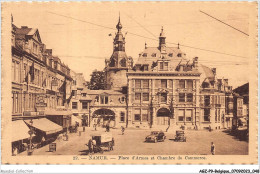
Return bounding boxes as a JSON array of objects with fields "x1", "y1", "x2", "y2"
[
  {"x1": 72, "y1": 102, "x2": 78, "y2": 109},
  {"x1": 143, "y1": 53, "x2": 147, "y2": 57},
  {"x1": 204, "y1": 108, "x2": 210, "y2": 121},
  {"x1": 152, "y1": 53, "x2": 156, "y2": 57},
  {"x1": 186, "y1": 110, "x2": 192, "y2": 121},
  {"x1": 143, "y1": 93, "x2": 149, "y2": 101},
  {"x1": 205, "y1": 95, "x2": 210, "y2": 106},
  {"x1": 164, "y1": 62, "x2": 168, "y2": 70},
  {"x1": 135, "y1": 80, "x2": 141, "y2": 88},
  {"x1": 143, "y1": 65, "x2": 148, "y2": 71},
  {"x1": 142, "y1": 109, "x2": 148, "y2": 121},
  {"x1": 82, "y1": 102, "x2": 88, "y2": 109},
  {"x1": 161, "y1": 79, "x2": 167, "y2": 88},
  {"x1": 168, "y1": 53, "x2": 173, "y2": 57},
  {"x1": 160, "y1": 62, "x2": 163, "y2": 70},
  {"x1": 187, "y1": 93, "x2": 193, "y2": 102},
  {"x1": 95, "y1": 96, "x2": 99, "y2": 102},
  {"x1": 161, "y1": 93, "x2": 167, "y2": 103},
  {"x1": 187, "y1": 80, "x2": 193, "y2": 89},
  {"x1": 215, "y1": 109, "x2": 217, "y2": 122},
  {"x1": 135, "y1": 93, "x2": 141, "y2": 102},
  {"x1": 179, "y1": 93, "x2": 185, "y2": 102},
  {"x1": 159, "y1": 62, "x2": 168, "y2": 71},
  {"x1": 177, "y1": 53, "x2": 182, "y2": 57},
  {"x1": 134, "y1": 109, "x2": 141, "y2": 121},
  {"x1": 218, "y1": 109, "x2": 220, "y2": 121},
  {"x1": 143, "y1": 80, "x2": 149, "y2": 88},
  {"x1": 120, "y1": 112, "x2": 125, "y2": 122},
  {"x1": 178, "y1": 110, "x2": 184, "y2": 121},
  {"x1": 135, "y1": 64, "x2": 141, "y2": 70},
  {"x1": 120, "y1": 58, "x2": 126, "y2": 67},
  {"x1": 179, "y1": 80, "x2": 185, "y2": 89},
  {"x1": 82, "y1": 93, "x2": 87, "y2": 97},
  {"x1": 100, "y1": 95, "x2": 109, "y2": 104}
]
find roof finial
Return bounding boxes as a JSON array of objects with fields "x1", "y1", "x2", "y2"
[
  {"x1": 145, "y1": 42, "x2": 147, "y2": 49},
  {"x1": 116, "y1": 12, "x2": 122, "y2": 31},
  {"x1": 178, "y1": 42, "x2": 180, "y2": 49}
]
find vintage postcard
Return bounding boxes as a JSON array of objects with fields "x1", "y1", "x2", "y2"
[{"x1": 1, "y1": 1, "x2": 258, "y2": 165}]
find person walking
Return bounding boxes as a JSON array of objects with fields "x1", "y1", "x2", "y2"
[
  {"x1": 211, "y1": 142, "x2": 215, "y2": 155},
  {"x1": 121, "y1": 126, "x2": 125, "y2": 135}
]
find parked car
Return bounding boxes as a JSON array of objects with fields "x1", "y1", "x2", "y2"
[
  {"x1": 145, "y1": 131, "x2": 166, "y2": 143},
  {"x1": 174, "y1": 130, "x2": 186, "y2": 142}
]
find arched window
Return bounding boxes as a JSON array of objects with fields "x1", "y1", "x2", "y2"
[
  {"x1": 109, "y1": 58, "x2": 115, "y2": 67},
  {"x1": 120, "y1": 58, "x2": 126, "y2": 67}
]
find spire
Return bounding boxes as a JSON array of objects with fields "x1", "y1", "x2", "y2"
[
  {"x1": 160, "y1": 26, "x2": 165, "y2": 38},
  {"x1": 116, "y1": 12, "x2": 122, "y2": 31},
  {"x1": 159, "y1": 26, "x2": 166, "y2": 51},
  {"x1": 145, "y1": 42, "x2": 147, "y2": 49}
]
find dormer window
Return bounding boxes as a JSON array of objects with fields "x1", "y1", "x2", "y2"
[
  {"x1": 82, "y1": 93, "x2": 87, "y2": 97},
  {"x1": 168, "y1": 53, "x2": 173, "y2": 57},
  {"x1": 143, "y1": 65, "x2": 148, "y2": 71},
  {"x1": 33, "y1": 42, "x2": 38, "y2": 55},
  {"x1": 135, "y1": 64, "x2": 141, "y2": 70},
  {"x1": 177, "y1": 53, "x2": 182, "y2": 57},
  {"x1": 143, "y1": 53, "x2": 147, "y2": 57},
  {"x1": 152, "y1": 53, "x2": 156, "y2": 57},
  {"x1": 159, "y1": 61, "x2": 168, "y2": 71}
]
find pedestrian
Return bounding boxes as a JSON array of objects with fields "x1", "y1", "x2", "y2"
[
  {"x1": 88, "y1": 138, "x2": 93, "y2": 155},
  {"x1": 121, "y1": 126, "x2": 125, "y2": 135},
  {"x1": 209, "y1": 125, "x2": 212, "y2": 132},
  {"x1": 211, "y1": 142, "x2": 215, "y2": 155}
]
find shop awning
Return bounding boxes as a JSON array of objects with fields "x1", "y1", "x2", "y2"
[
  {"x1": 25, "y1": 118, "x2": 63, "y2": 135},
  {"x1": 12, "y1": 120, "x2": 31, "y2": 142}
]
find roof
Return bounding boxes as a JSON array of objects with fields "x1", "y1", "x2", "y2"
[
  {"x1": 199, "y1": 64, "x2": 215, "y2": 80},
  {"x1": 15, "y1": 26, "x2": 42, "y2": 43},
  {"x1": 233, "y1": 83, "x2": 249, "y2": 95},
  {"x1": 134, "y1": 46, "x2": 192, "y2": 72}
]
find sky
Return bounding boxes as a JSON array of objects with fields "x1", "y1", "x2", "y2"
[{"x1": 6, "y1": 2, "x2": 256, "y2": 88}]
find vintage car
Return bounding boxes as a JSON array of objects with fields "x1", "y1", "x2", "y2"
[{"x1": 145, "y1": 131, "x2": 166, "y2": 143}]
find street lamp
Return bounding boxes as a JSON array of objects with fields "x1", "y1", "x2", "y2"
[{"x1": 28, "y1": 119, "x2": 33, "y2": 156}]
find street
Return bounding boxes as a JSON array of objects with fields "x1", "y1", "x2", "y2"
[{"x1": 20, "y1": 127, "x2": 248, "y2": 156}]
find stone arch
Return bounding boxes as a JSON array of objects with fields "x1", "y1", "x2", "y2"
[
  {"x1": 91, "y1": 108, "x2": 116, "y2": 127},
  {"x1": 156, "y1": 108, "x2": 171, "y2": 125}
]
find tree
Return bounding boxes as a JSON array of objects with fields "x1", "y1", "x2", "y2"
[{"x1": 87, "y1": 70, "x2": 105, "y2": 90}]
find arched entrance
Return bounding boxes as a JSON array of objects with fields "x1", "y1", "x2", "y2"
[
  {"x1": 92, "y1": 109, "x2": 116, "y2": 127},
  {"x1": 156, "y1": 108, "x2": 171, "y2": 125}
]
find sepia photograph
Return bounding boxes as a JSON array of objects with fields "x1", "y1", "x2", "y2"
[{"x1": 1, "y1": 1, "x2": 258, "y2": 165}]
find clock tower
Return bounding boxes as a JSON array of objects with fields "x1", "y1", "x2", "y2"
[{"x1": 105, "y1": 16, "x2": 133, "y2": 92}]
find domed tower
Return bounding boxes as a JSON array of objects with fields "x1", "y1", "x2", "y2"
[{"x1": 105, "y1": 16, "x2": 133, "y2": 92}]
